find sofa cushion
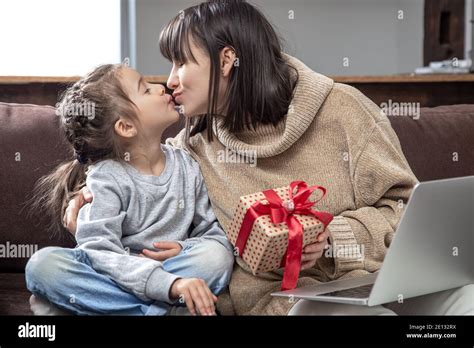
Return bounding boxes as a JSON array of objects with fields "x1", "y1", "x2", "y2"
[{"x1": 0, "y1": 273, "x2": 32, "y2": 315}]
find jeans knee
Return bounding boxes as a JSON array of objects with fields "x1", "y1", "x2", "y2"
[
  {"x1": 200, "y1": 241, "x2": 234, "y2": 290},
  {"x1": 163, "y1": 240, "x2": 234, "y2": 294},
  {"x1": 206, "y1": 241, "x2": 234, "y2": 273},
  {"x1": 25, "y1": 247, "x2": 73, "y2": 293}
]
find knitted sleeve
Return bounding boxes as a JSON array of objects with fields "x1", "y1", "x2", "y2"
[{"x1": 324, "y1": 119, "x2": 419, "y2": 279}]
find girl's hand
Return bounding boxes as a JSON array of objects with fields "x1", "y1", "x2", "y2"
[
  {"x1": 300, "y1": 229, "x2": 330, "y2": 270},
  {"x1": 169, "y1": 278, "x2": 218, "y2": 316},
  {"x1": 140, "y1": 241, "x2": 182, "y2": 261}
]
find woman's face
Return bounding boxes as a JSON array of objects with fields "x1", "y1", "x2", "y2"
[{"x1": 167, "y1": 39, "x2": 227, "y2": 118}]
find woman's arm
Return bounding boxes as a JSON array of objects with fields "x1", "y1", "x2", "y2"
[
  {"x1": 323, "y1": 120, "x2": 418, "y2": 279},
  {"x1": 63, "y1": 186, "x2": 92, "y2": 235}
]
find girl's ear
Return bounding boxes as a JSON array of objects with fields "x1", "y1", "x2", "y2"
[
  {"x1": 220, "y1": 46, "x2": 237, "y2": 78},
  {"x1": 114, "y1": 118, "x2": 137, "y2": 139}
]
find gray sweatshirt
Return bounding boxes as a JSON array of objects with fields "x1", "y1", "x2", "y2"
[{"x1": 75, "y1": 144, "x2": 233, "y2": 304}]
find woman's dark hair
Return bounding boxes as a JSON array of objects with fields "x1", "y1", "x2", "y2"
[
  {"x1": 159, "y1": 0, "x2": 298, "y2": 140},
  {"x1": 27, "y1": 64, "x2": 139, "y2": 235}
]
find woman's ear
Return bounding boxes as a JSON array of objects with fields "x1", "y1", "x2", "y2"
[
  {"x1": 114, "y1": 118, "x2": 137, "y2": 139},
  {"x1": 220, "y1": 46, "x2": 237, "y2": 78}
]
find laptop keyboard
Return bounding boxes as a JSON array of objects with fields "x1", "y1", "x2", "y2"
[{"x1": 319, "y1": 284, "x2": 374, "y2": 298}]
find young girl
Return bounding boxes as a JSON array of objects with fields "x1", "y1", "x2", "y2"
[{"x1": 25, "y1": 64, "x2": 234, "y2": 316}]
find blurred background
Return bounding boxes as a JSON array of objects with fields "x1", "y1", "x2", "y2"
[
  {"x1": 0, "y1": 0, "x2": 472, "y2": 76},
  {"x1": 1, "y1": 0, "x2": 473, "y2": 108}
]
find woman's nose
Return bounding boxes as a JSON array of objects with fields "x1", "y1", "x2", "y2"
[{"x1": 167, "y1": 69, "x2": 179, "y2": 90}]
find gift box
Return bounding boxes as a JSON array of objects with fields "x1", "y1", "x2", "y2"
[{"x1": 227, "y1": 181, "x2": 334, "y2": 290}]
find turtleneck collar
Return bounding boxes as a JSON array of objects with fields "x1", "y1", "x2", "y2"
[{"x1": 213, "y1": 54, "x2": 334, "y2": 158}]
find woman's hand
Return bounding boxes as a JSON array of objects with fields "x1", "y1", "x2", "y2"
[
  {"x1": 139, "y1": 241, "x2": 182, "y2": 261},
  {"x1": 63, "y1": 187, "x2": 93, "y2": 235},
  {"x1": 300, "y1": 229, "x2": 330, "y2": 270},
  {"x1": 169, "y1": 278, "x2": 218, "y2": 316}
]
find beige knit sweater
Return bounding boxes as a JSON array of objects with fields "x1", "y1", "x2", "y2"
[{"x1": 167, "y1": 55, "x2": 419, "y2": 315}]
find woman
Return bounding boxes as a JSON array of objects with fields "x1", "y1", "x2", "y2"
[{"x1": 42, "y1": 0, "x2": 473, "y2": 315}]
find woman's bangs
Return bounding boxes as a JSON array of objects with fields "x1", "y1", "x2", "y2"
[{"x1": 159, "y1": 14, "x2": 196, "y2": 64}]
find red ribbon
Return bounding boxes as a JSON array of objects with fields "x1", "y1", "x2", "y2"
[{"x1": 235, "y1": 181, "x2": 333, "y2": 290}]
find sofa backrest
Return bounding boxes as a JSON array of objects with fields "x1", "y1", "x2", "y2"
[
  {"x1": 0, "y1": 103, "x2": 75, "y2": 272},
  {"x1": 389, "y1": 104, "x2": 474, "y2": 181},
  {"x1": 0, "y1": 102, "x2": 473, "y2": 272}
]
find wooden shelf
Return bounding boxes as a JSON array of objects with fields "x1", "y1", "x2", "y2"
[
  {"x1": 2, "y1": 73, "x2": 474, "y2": 108},
  {"x1": 0, "y1": 74, "x2": 474, "y2": 84},
  {"x1": 332, "y1": 74, "x2": 474, "y2": 84},
  {"x1": 2, "y1": 74, "x2": 474, "y2": 85}
]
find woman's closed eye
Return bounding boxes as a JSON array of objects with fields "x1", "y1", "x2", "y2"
[{"x1": 144, "y1": 87, "x2": 151, "y2": 94}]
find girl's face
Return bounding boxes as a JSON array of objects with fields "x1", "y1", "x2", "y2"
[
  {"x1": 120, "y1": 67, "x2": 179, "y2": 136},
  {"x1": 166, "y1": 39, "x2": 228, "y2": 118}
]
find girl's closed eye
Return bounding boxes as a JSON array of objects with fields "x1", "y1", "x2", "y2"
[{"x1": 145, "y1": 87, "x2": 151, "y2": 94}]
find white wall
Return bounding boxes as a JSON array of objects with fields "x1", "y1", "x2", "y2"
[
  {"x1": 134, "y1": 0, "x2": 424, "y2": 76},
  {"x1": 0, "y1": 0, "x2": 121, "y2": 76}
]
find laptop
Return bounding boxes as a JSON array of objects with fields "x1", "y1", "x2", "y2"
[{"x1": 271, "y1": 176, "x2": 474, "y2": 306}]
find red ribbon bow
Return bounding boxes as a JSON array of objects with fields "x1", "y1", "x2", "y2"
[{"x1": 235, "y1": 181, "x2": 333, "y2": 290}]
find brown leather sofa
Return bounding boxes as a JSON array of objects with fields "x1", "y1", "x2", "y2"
[{"x1": 0, "y1": 101, "x2": 473, "y2": 315}]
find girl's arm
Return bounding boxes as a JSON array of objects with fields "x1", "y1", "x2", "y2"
[
  {"x1": 176, "y1": 170, "x2": 234, "y2": 254},
  {"x1": 76, "y1": 166, "x2": 180, "y2": 304}
]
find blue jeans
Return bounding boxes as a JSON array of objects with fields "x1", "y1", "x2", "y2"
[{"x1": 25, "y1": 240, "x2": 234, "y2": 315}]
